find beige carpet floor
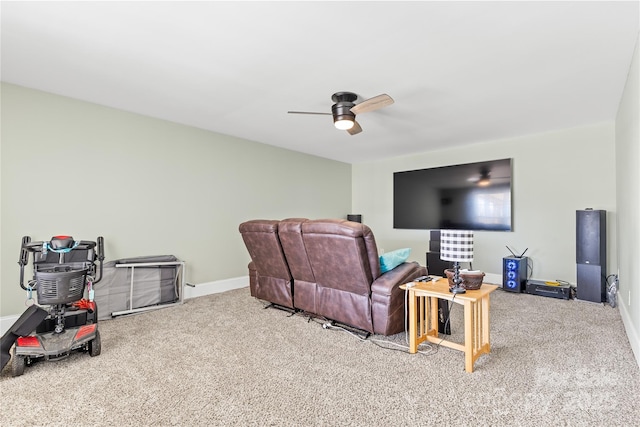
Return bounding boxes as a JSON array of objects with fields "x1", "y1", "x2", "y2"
[{"x1": 1, "y1": 286, "x2": 638, "y2": 426}]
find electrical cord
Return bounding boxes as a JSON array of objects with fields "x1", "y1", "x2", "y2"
[
  {"x1": 436, "y1": 294, "x2": 455, "y2": 348},
  {"x1": 605, "y1": 274, "x2": 619, "y2": 308},
  {"x1": 260, "y1": 291, "x2": 437, "y2": 355},
  {"x1": 401, "y1": 286, "x2": 457, "y2": 355},
  {"x1": 322, "y1": 319, "x2": 438, "y2": 355}
]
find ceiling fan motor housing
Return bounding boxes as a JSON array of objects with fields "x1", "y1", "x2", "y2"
[
  {"x1": 332, "y1": 102, "x2": 355, "y2": 121},
  {"x1": 331, "y1": 91, "x2": 357, "y2": 124}
]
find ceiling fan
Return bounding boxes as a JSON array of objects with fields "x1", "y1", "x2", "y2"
[
  {"x1": 288, "y1": 91, "x2": 394, "y2": 135},
  {"x1": 467, "y1": 167, "x2": 510, "y2": 187}
]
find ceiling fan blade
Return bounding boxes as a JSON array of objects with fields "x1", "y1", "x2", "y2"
[
  {"x1": 287, "y1": 111, "x2": 332, "y2": 115},
  {"x1": 347, "y1": 120, "x2": 362, "y2": 135},
  {"x1": 350, "y1": 94, "x2": 394, "y2": 115}
]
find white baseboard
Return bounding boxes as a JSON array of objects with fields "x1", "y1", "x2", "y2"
[
  {"x1": 484, "y1": 272, "x2": 503, "y2": 286},
  {"x1": 0, "y1": 277, "x2": 250, "y2": 336},
  {"x1": 183, "y1": 276, "x2": 248, "y2": 299},
  {"x1": 619, "y1": 299, "x2": 640, "y2": 368}
]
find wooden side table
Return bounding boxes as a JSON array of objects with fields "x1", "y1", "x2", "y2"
[{"x1": 402, "y1": 279, "x2": 498, "y2": 373}]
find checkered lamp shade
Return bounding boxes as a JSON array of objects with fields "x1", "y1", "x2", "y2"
[{"x1": 440, "y1": 230, "x2": 474, "y2": 262}]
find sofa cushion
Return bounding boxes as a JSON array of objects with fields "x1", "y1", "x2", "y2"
[{"x1": 379, "y1": 248, "x2": 411, "y2": 273}]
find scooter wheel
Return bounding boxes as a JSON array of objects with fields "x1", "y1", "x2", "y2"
[
  {"x1": 89, "y1": 330, "x2": 101, "y2": 357},
  {"x1": 11, "y1": 349, "x2": 25, "y2": 377}
]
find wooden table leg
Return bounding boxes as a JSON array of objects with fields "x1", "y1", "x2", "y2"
[
  {"x1": 482, "y1": 294, "x2": 491, "y2": 351},
  {"x1": 464, "y1": 300, "x2": 474, "y2": 373},
  {"x1": 409, "y1": 290, "x2": 418, "y2": 354},
  {"x1": 429, "y1": 296, "x2": 439, "y2": 336}
]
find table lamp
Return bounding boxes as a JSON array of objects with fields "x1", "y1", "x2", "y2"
[{"x1": 440, "y1": 230, "x2": 474, "y2": 294}]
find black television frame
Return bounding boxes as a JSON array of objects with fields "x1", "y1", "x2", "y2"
[{"x1": 393, "y1": 158, "x2": 513, "y2": 231}]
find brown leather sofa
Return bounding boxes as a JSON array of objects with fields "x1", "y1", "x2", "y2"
[{"x1": 239, "y1": 218, "x2": 427, "y2": 335}]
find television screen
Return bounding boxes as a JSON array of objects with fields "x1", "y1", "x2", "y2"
[{"x1": 393, "y1": 158, "x2": 512, "y2": 231}]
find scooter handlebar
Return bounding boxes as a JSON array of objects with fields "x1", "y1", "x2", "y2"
[{"x1": 93, "y1": 236, "x2": 105, "y2": 284}]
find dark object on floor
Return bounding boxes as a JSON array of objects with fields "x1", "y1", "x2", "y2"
[{"x1": 526, "y1": 279, "x2": 571, "y2": 300}]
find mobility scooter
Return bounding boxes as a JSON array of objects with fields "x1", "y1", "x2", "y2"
[{"x1": 4, "y1": 235, "x2": 104, "y2": 376}]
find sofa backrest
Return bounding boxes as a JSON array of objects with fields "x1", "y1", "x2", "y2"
[
  {"x1": 278, "y1": 218, "x2": 318, "y2": 313},
  {"x1": 238, "y1": 219, "x2": 293, "y2": 308},
  {"x1": 278, "y1": 218, "x2": 314, "y2": 283},
  {"x1": 300, "y1": 219, "x2": 379, "y2": 332},
  {"x1": 301, "y1": 219, "x2": 380, "y2": 290}
]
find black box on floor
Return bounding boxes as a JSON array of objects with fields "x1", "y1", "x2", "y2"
[
  {"x1": 503, "y1": 256, "x2": 529, "y2": 292},
  {"x1": 526, "y1": 279, "x2": 571, "y2": 300}
]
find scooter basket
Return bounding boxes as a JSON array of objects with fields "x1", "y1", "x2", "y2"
[{"x1": 35, "y1": 267, "x2": 88, "y2": 304}]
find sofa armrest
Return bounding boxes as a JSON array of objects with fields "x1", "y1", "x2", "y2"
[
  {"x1": 370, "y1": 261, "x2": 426, "y2": 297},
  {"x1": 370, "y1": 261, "x2": 427, "y2": 335}
]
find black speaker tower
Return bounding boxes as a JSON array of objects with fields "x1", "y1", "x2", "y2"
[
  {"x1": 426, "y1": 230, "x2": 454, "y2": 277},
  {"x1": 347, "y1": 214, "x2": 362, "y2": 223},
  {"x1": 576, "y1": 209, "x2": 606, "y2": 303}
]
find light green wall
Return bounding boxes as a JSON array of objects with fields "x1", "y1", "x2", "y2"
[
  {"x1": 615, "y1": 32, "x2": 639, "y2": 366},
  {"x1": 352, "y1": 122, "x2": 617, "y2": 284},
  {"x1": 0, "y1": 83, "x2": 351, "y2": 317}
]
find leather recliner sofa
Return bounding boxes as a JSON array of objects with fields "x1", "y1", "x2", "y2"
[{"x1": 239, "y1": 218, "x2": 427, "y2": 335}]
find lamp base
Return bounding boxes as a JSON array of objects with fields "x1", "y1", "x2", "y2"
[{"x1": 449, "y1": 261, "x2": 466, "y2": 294}]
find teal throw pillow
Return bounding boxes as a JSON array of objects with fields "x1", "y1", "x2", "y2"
[{"x1": 379, "y1": 248, "x2": 411, "y2": 273}]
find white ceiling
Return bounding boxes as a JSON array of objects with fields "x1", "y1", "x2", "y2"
[{"x1": 2, "y1": 1, "x2": 638, "y2": 164}]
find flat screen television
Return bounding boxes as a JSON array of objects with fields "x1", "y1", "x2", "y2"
[{"x1": 393, "y1": 158, "x2": 513, "y2": 231}]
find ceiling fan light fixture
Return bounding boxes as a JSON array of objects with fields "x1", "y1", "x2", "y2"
[
  {"x1": 334, "y1": 117, "x2": 355, "y2": 130},
  {"x1": 477, "y1": 177, "x2": 491, "y2": 187}
]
